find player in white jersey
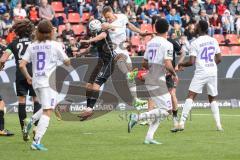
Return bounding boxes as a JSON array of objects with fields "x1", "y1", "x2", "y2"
[
  {"x1": 19, "y1": 20, "x2": 70, "y2": 151},
  {"x1": 172, "y1": 20, "x2": 223, "y2": 132},
  {"x1": 101, "y1": 6, "x2": 148, "y2": 108},
  {"x1": 128, "y1": 19, "x2": 178, "y2": 144}
]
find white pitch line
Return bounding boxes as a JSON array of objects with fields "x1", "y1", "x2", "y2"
[{"x1": 192, "y1": 114, "x2": 240, "y2": 117}]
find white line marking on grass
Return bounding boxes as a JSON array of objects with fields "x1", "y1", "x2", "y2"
[
  {"x1": 82, "y1": 132, "x2": 93, "y2": 135},
  {"x1": 192, "y1": 114, "x2": 240, "y2": 117}
]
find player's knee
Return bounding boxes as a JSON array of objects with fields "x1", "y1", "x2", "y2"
[
  {"x1": 208, "y1": 95, "x2": 216, "y2": 103},
  {"x1": 18, "y1": 96, "x2": 26, "y2": 103},
  {"x1": 0, "y1": 100, "x2": 5, "y2": 109},
  {"x1": 86, "y1": 83, "x2": 93, "y2": 90},
  {"x1": 32, "y1": 96, "x2": 38, "y2": 102},
  {"x1": 169, "y1": 90, "x2": 176, "y2": 97},
  {"x1": 43, "y1": 109, "x2": 53, "y2": 117},
  {"x1": 187, "y1": 91, "x2": 197, "y2": 100}
]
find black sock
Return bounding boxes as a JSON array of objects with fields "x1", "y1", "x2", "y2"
[
  {"x1": 33, "y1": 102, "x2": 41, "y2": 126},
  {"x1": 86, "y1": 89, "x2": 92, "y2": 108},
  {"x1": 88, "y1": 90, "x2": 99, "y2": 109},
  {"x1": 0, "y1": 110, "x2": 4, "y2": 131},
  {"x1": 18, "y1": 103, "x2": 26, "y2": 130},
  {"x1": 172, "y1": 110, "x2": 178, "y2": 118}
]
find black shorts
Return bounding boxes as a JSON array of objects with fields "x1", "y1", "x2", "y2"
[
  {"x1": 166, "y1": 75, "x2": 176, "y2": 89},
  {"x1": 0, "y1": 94, "x2": 2, "y2": 101},
  {"x1": 88, "y1": 59, "x2": 114, "y2": 86},
  {"x1": 16, "y1": 79, "x2": 36, "y2": 97}
]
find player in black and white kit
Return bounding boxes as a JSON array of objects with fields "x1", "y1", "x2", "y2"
[
  {"x1": 79, "y1": 19, "x2": 115, "y2": 120},
  {"x1": 0, "y1": 43, "x2": 14, "y2": 136},
  {"x1": 0, "y1": 19, "x2": 41, "y2": 141}
]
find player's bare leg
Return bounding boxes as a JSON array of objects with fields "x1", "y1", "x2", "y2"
[
  {"x1": 175, "y1": 91, "x2": 197, "y2": 132},
  {"x1": 169, "y1": 88, "x2": 180, "y2": 131},
  {"x1": 18, "y1": 96, "x2": 27, "y2": 130},
  {"x1": 22, "y1": 96, "x2": 41, "y2": 141},
  {"x1": 31, "y1": 109, "x2": 52, "y2": 151},
  {"x1": 32, "y1": 96, "x2": 41, "y2": 138},
  {"x1": 115, "y1": 54, "x2": 147, "y2": 107},
  {"x1": 208, "y1": 95, "x2": 223, "y2": 131},
  {"x1": 79, "y1": 83, "x2": 100, "y2": 121},
  {"x1": 0, "y1": 98, "x2": 14, "y2": 136},
  {"x1": 139, "y1": 99, "x2": 155, "y2": 125}
]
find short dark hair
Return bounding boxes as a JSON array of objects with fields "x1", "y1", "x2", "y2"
[
  {"x1": 102, "y1": 6, "x2": 113, "y2": 16},
  {"x1": 198, "y1": 20, "x2": 208, "y2": 33},
  {"x1": 155, "y1": 18, "x2": 169, "y2": 34},
  {"x1": 151, "y1": 15, "x2": 161, "y2": 27},
  {"x1": 36, "y1": 20, "x2": 53, "y2": 42}
]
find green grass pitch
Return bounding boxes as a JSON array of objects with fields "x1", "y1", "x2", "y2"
[{"x1": 1, "y1": 108, "x2": 240, "y2": 160}]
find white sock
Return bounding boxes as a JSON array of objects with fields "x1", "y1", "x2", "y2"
[
  {"x1": 210, "y1": 101, "x2": 221, "y2": 127},
  {"x1": 138, "y1": 108, "x2": 168, "y2": 121},
  {"x1": 34, "y1": 114, "x2": 50, "y2": 144},
  {"x1": 179, "y1": 98, "x2": 193, "y2": 126},
  {"x1": 31, "y1": 109, "x2": 43, "y2": 124},
  {"x1": 145, "y1": 118, "x2": 160, "y2": 141}
]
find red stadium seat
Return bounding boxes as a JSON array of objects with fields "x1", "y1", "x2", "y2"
[
  {"x1": 226, "y1": 34, "x2": 239, "y2": 44},
  {"x1": 81, "y1": 12, "x2": 90, "y2": 23},
  {"x1": 140, "y1": 24, "x2": 153, "y2": 33},
  {"x1": 55, "y1": 13, "x2": 67, "y2": 23},
  {"x1": 213, "y1": 34, "x2": 224, "y2": 44},
  {"x1": 131, "y1": 36, "x2": 140, "y2": 46},
  {"x1": 51, "y1": 1, "x2": 64, "y2": 12},
  {"x1": 220, "y1": 46, "x2": 231, "y2": 55},
  {"x1": 58, "y1": 25, "x2": 66, "y2": 35},
  {"x1": 68, "y1": 13, "x2": 81, "y2": 23},
  {"x1": 231, "y1": 46, "x2": 240, "y2": 55},
  {"x1": 72, "y1": 24, "x2": 85, "y2": 35}
]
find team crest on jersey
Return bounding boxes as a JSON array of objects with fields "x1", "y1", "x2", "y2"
[{"x1": 167, "y1": 50, "x2": 173, "y2": 57}]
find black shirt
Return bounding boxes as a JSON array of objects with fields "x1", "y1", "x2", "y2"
[
  {"x1": 91, "y1": 30, "x2": 114, "y2": 62},
  {"x1": 167, "y1": 38, "x2": 182, "y2": 67},
  {"x1": 6, "y1": 37, "x2": 32, "y2": 81},
  {"x1": 0, "y1": 44, "x2": 6, "y2": 57}
]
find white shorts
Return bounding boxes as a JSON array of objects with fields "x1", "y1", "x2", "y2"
[
  {"x1": 34, "y1": 87, "x2": 58, "y2": 109},
  {"x1": 146, "y1": 85, "x2": 172, "y2": 111},
  {"x1": 114, "y1": 48, "x2": 132, "y2": 64},
  {"x1": 189, "y1": 75, "x2": 218, "y2": 97}
]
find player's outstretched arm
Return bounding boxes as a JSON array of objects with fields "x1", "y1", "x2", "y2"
[
  {"x1": 0, "y1": 51, "x2": 11, "y2": 70},
  {"x1": 80, "y1": 32, "x2": 107, "y2": 44},
  {"x1": 127, "y1": 22, "x2": 146, "y2": 35},
  {"x1": 19, "y1": 60, "x2": 32, "y2": 84},
  {"x1": 178, "y1": 56, "x2": 196, "y2": 69},
  {"x1": 175, "y1": 49, "x2": 185, "y2": 71},
  {"x1": 215, "y1": 53, "x2": 222, "y2": 64}
]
